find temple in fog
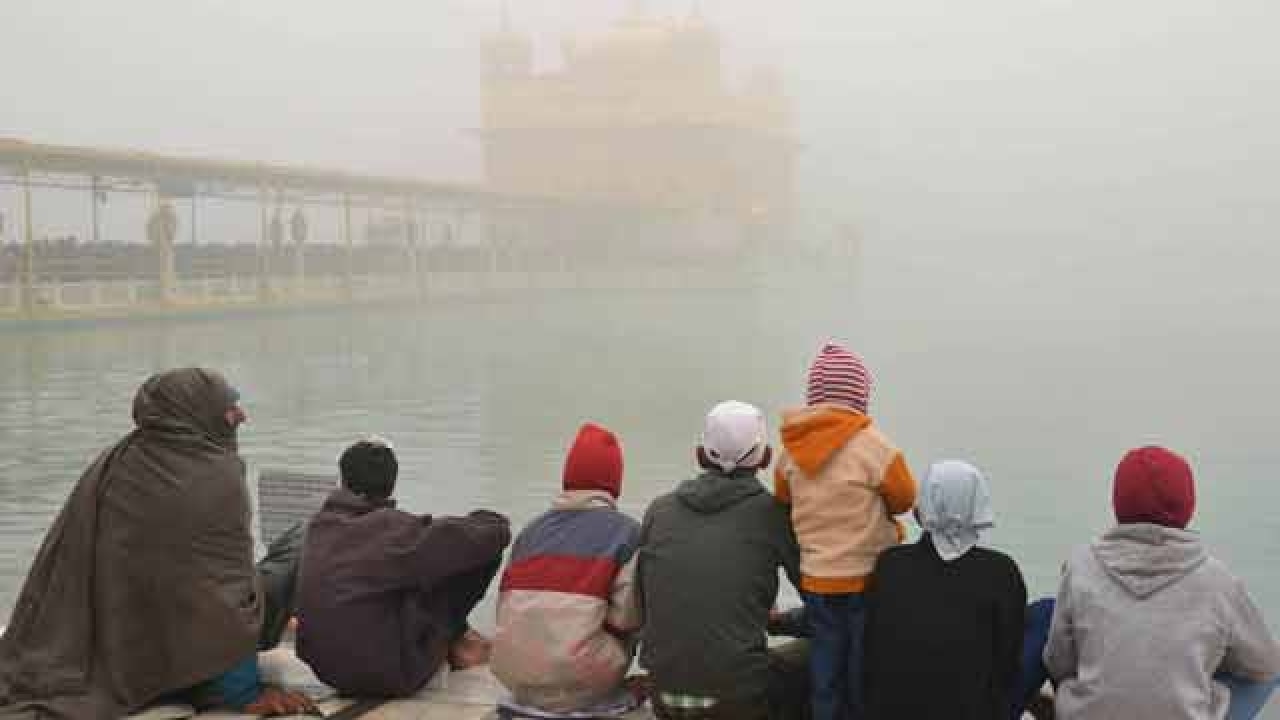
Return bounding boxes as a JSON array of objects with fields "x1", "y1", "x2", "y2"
[{"x1": 478, "y1": 6, "x2": 795, "y2": 225}]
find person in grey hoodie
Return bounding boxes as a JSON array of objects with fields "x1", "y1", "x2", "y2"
[{"x1": 1044, "y1": 446, "x2": 1280, "y2": 720}]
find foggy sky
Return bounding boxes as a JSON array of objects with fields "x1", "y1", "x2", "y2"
[{"x1": 3, "y1": 0, "x2": 1279, "y2": 265}]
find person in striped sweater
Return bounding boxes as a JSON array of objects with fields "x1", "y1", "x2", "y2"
[
  {"x1": 491, "y1": 423, "x2": 643, "y2": 714},
  {"x1": 774, "y1": 342, "x2": 917, "y2": 720}
]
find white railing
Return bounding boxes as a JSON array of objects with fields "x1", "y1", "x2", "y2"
[{"x1": 0, "y1": 264, "x2": 801, "y2": 317}]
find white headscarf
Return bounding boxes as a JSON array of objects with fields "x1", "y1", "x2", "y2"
[
  {"x1": 701, "y1": 401, "x2": 767, "y2": 474},
  {"x1": 917, "y1": 460, "x2": 994, "y2": 562}
]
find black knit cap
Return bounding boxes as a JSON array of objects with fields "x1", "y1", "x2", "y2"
[{"x1": 340, "y1": 438, "x2": 398, "y2": 501}]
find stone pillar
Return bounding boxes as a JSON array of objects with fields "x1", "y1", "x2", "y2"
[
  {"x1": 342, "y1": 193, "x2": 354, "y2": 301},
  {"x1": 257, "y1": 185, "x2": 271, "y2": 302},
  {"x1": 20, "y1": 163, "x2": 36, "y2": 315},
  {"x1": 403, "y1": 199, "x2": 422, "y2": 299},
  {"x1": 268, "y1": 204, "x2": 284, "y2": 299},
  {"x1": 488, "y1": 220, "x2": 500, "y2": 274},
  {"x1": 90, "y1": 176, "x2": 102, "y2": 245},
  {"x1": 290, "y1": 207, "x2": 307, "y2": 297}
]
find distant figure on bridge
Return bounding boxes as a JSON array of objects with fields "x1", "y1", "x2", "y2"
[
  {"x1": 0, "y1": 369, "x2": 316, "y2": 719},
  {"x1": 269, "y1": 209, "x2": 285, "y2": 254},
  {"x1": 146, "y1": 200, "x2": 178, "y2": 249},
  {"x1": 290, "y1": 208, "x2": 307, "y2": 247},
  {"x1": 146, "y1": 201, "x2": 179, "y2": 300}
]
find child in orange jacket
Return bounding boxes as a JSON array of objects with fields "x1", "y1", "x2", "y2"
[{"x1": 774, "y1": 342, "x2": 916, "y2": 720}]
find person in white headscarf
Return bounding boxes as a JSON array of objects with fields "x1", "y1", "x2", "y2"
[
  {"x1": 861, "y1": 460, "x2": 1044, "y2": 720},
  {"x1": 914, "y1": 460, "x2": 995, "y2": 561}
]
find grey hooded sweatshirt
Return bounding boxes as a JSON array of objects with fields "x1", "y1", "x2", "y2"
[{"x1": 1044, "y1": 523, "x2": 1280, "y2": 720}]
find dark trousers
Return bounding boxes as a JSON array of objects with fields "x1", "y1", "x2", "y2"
[
  {"x1": 441, "y1": 557, "x2": 502, "y2": 643},
  {"x1": 802, "y1": 592, "x2": 866, "y2": 720},
  {"x1": 257, "y1": 521, "x2": 307, "y2": 651},
  {"x1": 652, "y1": 641, "x2": 811, "y2": 720},
  {"x1": 1011, "y1": 597, "x2": 1056, "y2": 720}
]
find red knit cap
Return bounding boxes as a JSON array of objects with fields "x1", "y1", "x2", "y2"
[
  {"x1": 563, "y1": 423, "x2": 624, "y2": 498},
  {"x1": 806, "y1": 342, "x2": 872, "y2": 413},
  {"x1": 1113, "y1": 446, "x2": 1195, "y2": 529}
]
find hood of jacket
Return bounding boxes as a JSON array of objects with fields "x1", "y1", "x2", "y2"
[
  {"x1": 552, "y1": 489, "x2": 617, "y2": 510},
  {"x1": 779, "y1": 404, "x2": 873, "y2": 476},
  {"x1": 1091, "y1": 522, "x2": 1208, "y2": 599},
  {"x1": 132, "y1": 367, "x2": 241, "y2": 451},
  {"x1": 676, "y1": 471, "x2": 766, "y2": 514}
]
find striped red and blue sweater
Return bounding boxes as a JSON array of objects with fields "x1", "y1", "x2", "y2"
[{"x1": 491, "y1": 490, "x2": 643, "y2": 713}]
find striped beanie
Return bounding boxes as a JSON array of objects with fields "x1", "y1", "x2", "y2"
[{"x1": 806, "y1": 342, "x2": 872, "y2": 413}]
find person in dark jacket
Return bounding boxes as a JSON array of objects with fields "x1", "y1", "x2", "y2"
[
  {"x1": 639, "y1": 401, "x2": 810, "y2": 720},
  {"x1": 295, "y1": 437, "x2": 511, "y2": 698},
  {"x1": 863, "y1": 460, "x2": 1028, "y2": 720}
]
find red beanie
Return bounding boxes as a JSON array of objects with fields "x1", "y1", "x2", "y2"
[
  {"x1": 563, "y1": 423, "x2": 623, "y2": 498},
  {"x1": 1113, "y1": 446, "x2": 1195, "y2": 529}
]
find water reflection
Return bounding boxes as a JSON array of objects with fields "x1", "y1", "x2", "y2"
[{"x1": 2, "y1": 280, "x2": 1278, "y2": 637}]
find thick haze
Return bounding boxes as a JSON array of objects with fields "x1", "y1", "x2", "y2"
[
  {"x1": 3, "y1": 0, "x2": 1280, "y2": 319},
  {"x1": 4, "y1": 0, "x2": 1280, "y2": 645},
  {"x1": 5, "y1": 0, "x2": 1280, "y2": 247}
]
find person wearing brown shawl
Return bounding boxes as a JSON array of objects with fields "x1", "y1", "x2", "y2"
[{"x1": 0, "y1": 368, "x2": 314, "y2": 719}]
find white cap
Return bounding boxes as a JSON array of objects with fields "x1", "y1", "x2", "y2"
[{"x1": 702, "y1": 400, "x2": 767, "y2": 473}]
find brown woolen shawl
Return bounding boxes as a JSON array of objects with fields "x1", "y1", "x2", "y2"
[{"x1": 0, "y1": 368, "x2": 262, "y2": 719}]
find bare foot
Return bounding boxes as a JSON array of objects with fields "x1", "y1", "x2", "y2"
[
  {"x1": 243, "y1": 686, "x2": 320, "y2": 716},
  {"x1": 448, "y1": 628, "x2": 492, "y2": 670}
]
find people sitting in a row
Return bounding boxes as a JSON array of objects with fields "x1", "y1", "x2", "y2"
[{"x1": 2, "y1": 354, "x2": 1279, "y2": 720}]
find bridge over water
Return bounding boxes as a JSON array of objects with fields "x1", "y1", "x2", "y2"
[{"x1": 0, "y1": 138, "x2": 741, "y2": 322}]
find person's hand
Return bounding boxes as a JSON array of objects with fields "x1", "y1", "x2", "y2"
[
  {"x1": 243, "y1": 686, "x2": 320, "y2": 716},
  {"x1": 767, "y1": 606, "x2": 786, "y2": 634},
  {"x1": 768, "y1": 606, "x2": 809, "y2": 637},
  {"x1": 448, "y1": 628, "x2": 493, "y2": 670},
  {"x1": 471, "y1": 509, "x2": 510, "y2": 524}
]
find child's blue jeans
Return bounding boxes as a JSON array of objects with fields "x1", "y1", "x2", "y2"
[{"x1": 801, "y1": 591, "x2": 867, "y2": 720}]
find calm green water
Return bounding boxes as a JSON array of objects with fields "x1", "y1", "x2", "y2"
[{"x1": 2, "y1": 260, "x2": 1278, "y2": 648}]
